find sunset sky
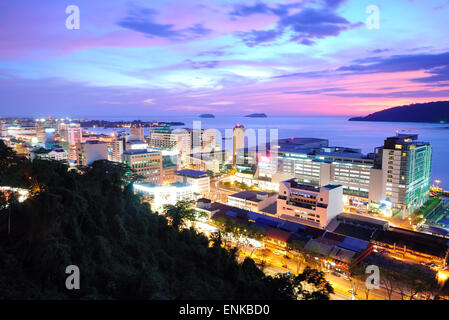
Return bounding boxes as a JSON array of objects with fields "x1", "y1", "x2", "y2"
[{"x1": 1, "y1": 0, "x2": 449, "y2": 117}]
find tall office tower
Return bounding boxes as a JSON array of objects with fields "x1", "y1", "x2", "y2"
[
  {"x1": 57, "y1": 122, "x2": 69, "y2": 144},
  {"x1": 0, "y1": 121, "x2": 8, "y2": 137},
  {"x1": 67, "y1": 124, "x2": 83, "y2": 145},
  {"x1": 67, "y1": 124, "x2": 83, "y2": 161},
  {"x1": 277, "y1": 178, "x2": 343, "y2": 229},
  {"x1": 35, "y1": 121, "x2": 46, "y2": 143},
  {"x1": 189, "y1": 128, "x2": 216, "y2": 154},
  {"x1": 110, "y1": 134, "x2": 125, "y2": 163},
  {"x1": 77, "y1": 140, "x2": 109, "y2": 166},
  {"x1": 130, "y1": 127, "x2": 145, "y2": 141},
  {"x1": 232, "y1": 124, "x2": 245, "y2": 167},
  {"x1": 122, "y1": 150, "x2": 162, "y2": 184},
  {"x1": 377, "y1": 134, "x2": 432, "y2": 218}
]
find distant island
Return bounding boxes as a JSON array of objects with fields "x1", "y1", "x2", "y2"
[
  {"x1": 349, "y1": 101, "x2": 449, "y2": 123},
  {"x1": 245, "y1": 113, "x2": 267, "y2": 118},
  {"x1": 199, "y1": 113, "x2": 215, "y2": 118}
]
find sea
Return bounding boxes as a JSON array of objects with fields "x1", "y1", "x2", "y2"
[{"x1": 85, "y1": 115, "x2": 449, "y2": 189}]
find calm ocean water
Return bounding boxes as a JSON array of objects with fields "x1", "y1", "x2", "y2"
[{"x1": 87, "y1": 115, "x2": 449, "y2": 189}]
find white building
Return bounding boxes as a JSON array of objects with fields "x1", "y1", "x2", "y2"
[
  {"x1": 175, "y1": 169, "x2": 210, "y2": 196},
  {"x1": 133, "y1": 182, "x2": 194, "y2": 211},
  {"x1": 227, "y1": 190, "x2": 278, "y2": 213},
  {"x1": 277, "y1": 178, "x2": 343, "y2": 229},
  {"x1": 29, "y1": 146, "x2": 68, "y2": 162}
]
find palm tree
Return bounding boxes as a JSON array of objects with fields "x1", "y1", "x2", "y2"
[{"x1": 163, "y1": 200, "x2": 198, "y2": 230}]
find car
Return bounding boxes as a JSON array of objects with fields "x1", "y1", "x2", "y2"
[{"x1": 273, "y1": 251, "x2": 280, "y2": 255}]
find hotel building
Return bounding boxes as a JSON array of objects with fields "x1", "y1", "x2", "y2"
[{"x1": 375, "y1": 134, "x2": 432, "y2": 217}]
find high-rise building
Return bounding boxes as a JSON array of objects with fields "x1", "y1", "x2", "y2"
[
  {"x1": 277, "y1": 178, "x2": 343, "y2": 229},
  {"x1": 375, "y1": 134, "x2": 432, "y2": 217},
  {"x1": 123, "y1": 150, "x2": 162, "y2": 184},
  {"x1": 110, "y1": 133, "x2": 125, "y2": 163},
  {"x1": 67, "y1": 124, "x2": 83, "y2": 162},
  {"x1": 232, "y1": 124, "x2": 245, "y2": 167},
  {"x1": 0, "y1": 121, "x2": 8, "y2": 137},
  {"x1": 68, "y1": 124, "x2": 82, "y2": 145}
]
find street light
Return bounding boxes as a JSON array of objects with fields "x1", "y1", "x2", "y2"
[{"x1": 435, "y1": 179, "x2": 441, "y2": 187}]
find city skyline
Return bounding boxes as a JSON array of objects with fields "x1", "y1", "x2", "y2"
[{"x1": 1, "y1": 0, "x2": 449, "y2": 117}]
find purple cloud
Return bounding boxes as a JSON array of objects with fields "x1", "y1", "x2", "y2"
[
  {"x1": 338, "y1": 52, "x2": 449, "y2": 75},
  {"x1": 117, "y1": 6, "x2": 211, "y2": 40},
  {"x1": 232, "y1": 1, "x2": 360, "y2": 47}
]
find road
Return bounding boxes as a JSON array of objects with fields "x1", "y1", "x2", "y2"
[
  {"x1": 209, "y1": 175, "x2": 234, "y2": 202},
  {"x1": 232, "y1": 242, "x2": 406, "y2": 300}
]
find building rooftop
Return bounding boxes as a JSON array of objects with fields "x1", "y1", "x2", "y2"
[
  {"x1": 228, "y1": 190, "x2": 277, "y2": 202},
  {"x1": 175, "y1": 169, "x2": 209, "y2": 178},
  {"x1": 196, "y1": 198, "x2": 211, "y2": 203},
  {"x1": 337, "y1": 213, "x2": 389, "y2": 229},
  {"x1": 266, "y1": 227, "x2": 292, "y2": 242},
  {"x1": 372, "y1": 227, "x2": 449, "y2": 259},
  {"x1": 123, "y1": 149, "x2": 159, "y2": 155}
]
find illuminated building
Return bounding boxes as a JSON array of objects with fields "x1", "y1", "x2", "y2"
[
  {"x1": 232, "y1": 124, "x2": 245, "y2": 167},
  {"x1": 375, "y1": 134, "x2": 432, "y2": 217},
  {"x1": 149, "y1": 128, "x2": 191, "y2": 164},
  {"x1": 133, "y1": 182, "x2": 194, "y2": 211},
  {"x1": 123, "y1": 150, "x2": 162, "y2": 184},
  {"x1": 227, "y1": 190, "x2": 277, "y2": 213},
  {"x1": 175, "y1": 169, "x2": 210, "y2": 196},
  {"x1": 277, "y1": 178, "x2": 343, "y2": 229},
  {"x1": 162, "y1": 159, "x2": 178, "y2": 185},
  {"x1": 29, "y1": 145, "x2": 67, "y2": 162},
  {"x1": 67, "y1": 124, "x2": 83, "y2": 161},
  {"x1": 67, "y1": 124, "x2": 82, "y2": 145}
]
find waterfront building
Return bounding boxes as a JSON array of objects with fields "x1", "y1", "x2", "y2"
[{"x1": 375, "y1": 134, "x2": 432, "y2": 217}]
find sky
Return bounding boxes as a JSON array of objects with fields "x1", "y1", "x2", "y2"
[{"x1": 0, "y1": 0, "x2": 449, "y2": 117}]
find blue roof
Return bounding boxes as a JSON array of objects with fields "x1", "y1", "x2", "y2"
[
  {"x1": 175, "y1": 169, "x2": 208, "y2": 177},
  {"x1": 279, "y1": 221, "x2": 302, "y2": 233},
  {"x1": 337, "y1": 237, "x2": 369, "y2": 253},
  {"x1": 225, "y1": 210, "x2": 237, "y2": 218},
  {"x1": 255, "y1": 217, "x2": 279, "y2": 228}
]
